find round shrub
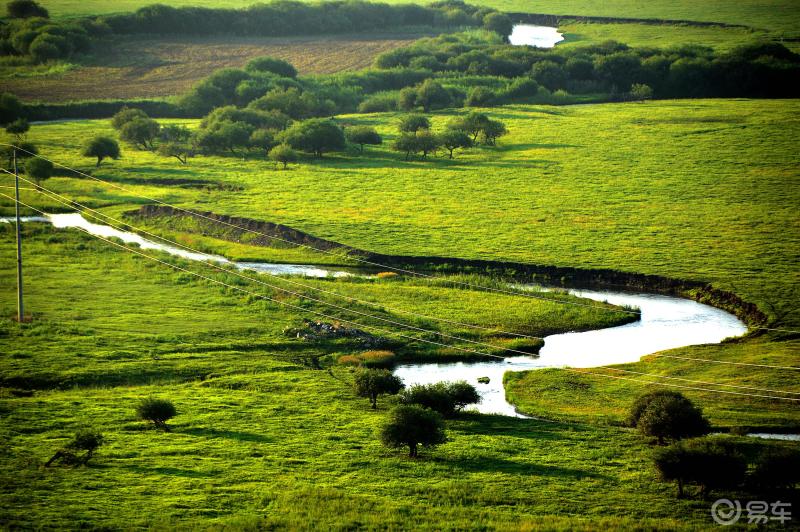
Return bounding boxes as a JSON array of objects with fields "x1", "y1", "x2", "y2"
[
  {"x1": 380, "y1": 405, "x2": 446, "y2": 457},
  {"x1": 136, "y1": 397, "x2": 177, "y2": 430},
  {"x1": 629, "y1": 390, "x2": 710, "y2": 443}
]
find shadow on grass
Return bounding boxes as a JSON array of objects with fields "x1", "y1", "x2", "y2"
[
  {"x1": 437, "y1": 455, "x2": 606, "y2": 480},
  {"x1": 117, "y1": 464, "x2": 213, "y2": 478},
  {"x1": 177, "y1": 427, "x2": 273, "y2": 443},
  {"x1": 452, "y1": 412, "x2": 591, "y2": 441}
]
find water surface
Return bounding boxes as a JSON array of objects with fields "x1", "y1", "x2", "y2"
[{"x1": 508, "y1": 24, "x2": 564, "y2": 48}]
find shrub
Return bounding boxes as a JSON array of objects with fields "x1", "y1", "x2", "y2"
[
  {"x1": 111, "y1": 106, "x2": 149, "y2": 130},
  {"x1": 482, "y1": 12, "x2": 513, "y2": 39},
  {"x1": 24, "y1": 156, "x2": 53, "y2": 184},
  {"x1": 465, "y1": 86, "x2": 496, "y2": 106},
  {"x1": 337, "y1": 355, "x2": 362, "y2": 366},
  {"x1": 400, "y1": 383, "x2": 455, "y2": 416},
  {"x1": 653, "y1": 438, "x2": 747, "y2": 497},
  {"x1": 446, "y1": 381, "x2": 481, "y2": 412},
  {"x1": 245, "y1": 56, "x2": 297, "y2": 79},
  {"x1": 136, "y1": 397, "x2": 177, "y2": 430},
  {"x1": 7, "y1": 0, "x2": 49, "y2": 19},
  {"x1": 45, "y1": 429, "x2": 104, "y2": 467},
  {"x1": 277, "y1": 118, "x2": 345, "y2": 157},
  {"x1": 268, "y1": 143, "x2": 298, "y2": 169},
  {"x1": 359, "y1": 350, "x2": 396, "y2": 368},
  {"x1": 380, "y1": 405, "x2": 446, "y2": 457},
  {"x1": 353, "y1": 368, "x2": 404, "y2": 409},
  {"x1": 357, "y1": 92, "x2": 398, "y2": 113},
  {"x1": 0, "y1": 93, "x2": 23, "y2": 126},
  {"x1": 81, "y1": 136, "x2": 120, "y2": 167},
  {"x1": 345, "y1": 125, "x2": 382, "y2": 153},
  {"x1": 398, "y1": 113, "x2": 430, "y2": 133},
  {"x1": 629, "y1": 390, "x2": 711, "y2": 444}
]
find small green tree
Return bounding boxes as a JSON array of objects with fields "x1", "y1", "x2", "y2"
[
  {"x1": 353, "y1": 368, "x2": 404, "y2": 409},
  {"x1": 0, "y1": 93, "x2": 23, "y2": 127},
  {"x1": 268, "y1": 143, "x2": 298, "y2": 170},
  {"x1": 437, "y1": 129, "x2": 472, "y2": 159},
  {"x1": 345, "y1": 126, "x2": 382, "y2": 153},
  {"x1": 447, "y1": 112, "x2": 490, "y2": 142},
  {"x1": 249, "y1": 128, "x2": 276, "y2": 157},
  {"x1": 157, "y1": 142, "x2": 191, "y2": 164},
  {"x1": 446, "y1": 381, "x2": 481, "y2": 412},
  {"x1": 136, "y1": 398, "x2": 176, "y2": 431},
  {"x1": 120, "y1": 118, "x2": 160, "y2": 151},
  {"x1": 630, "y1": 391, "x2": 710, "y2": 444},
  {"x1": 414, "y1": 80, "x2": 451, "y2": 112},
  {"x1": 398, "y1": 114, "x2": 430, "y2": 134},
  {"x1": 381, "y1": 405, "x2": 446, "y2": 457},
  {"x1": 5, "y1": 118, "x2": 29, "y2": 140},
  {"x1": 393, "y1": 132, "x2": 418, "y2": 161},
  {"x1": 82, "y1": 136, "x2": 120, "y2": 167},
  {"x1": 630, "y1": 83, "x2": 654, "y2": 102},
  {"x1": 479, "y1": 119, "x2": 507, "y2": 146},
  {"x1": 25, "y1": 157, "x2": 53, "y2": 185},
  {"x1": 45, "y1": 430, "x2": 104, "y2": 467},
  {"x1": 413, "y1": 129, "x2": 440, "y2": 159}
]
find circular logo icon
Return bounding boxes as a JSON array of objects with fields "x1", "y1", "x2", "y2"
[{"x1": 712, "y1": 499, "x2": 742, "y2": 526}]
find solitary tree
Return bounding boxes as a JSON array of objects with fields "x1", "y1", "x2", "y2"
[
  {"x1": 381, "y1": 405, "x2": 446, "y2": 458},
  {"x1": 268, "y1": 143, "x2": 298, "y2": 170},
  {"x1": 446, "y1": 381, "x2": 481, "y2": 412},
  {"x1": 413, "y1": 129, "x2": 440, "y2": 159},
  {"x1": 82, "y1": 136, "x2": 120, "y2": 167},
  {"x1": 345, "y1": 126, "x2": 382, "y2": 153},
  {"x1": 437, "y1": 129, "x2": 472, "y2": 159},
  {"x1": 629, "y1": 390, "x2": 710, "y2": 444},
  {"x1": 353, "y1": 368, "x2": 404, "y2": 409},
  {"x1": 25, "y1": 157, "x2": 53, "y2": 185},
  {"x1": 136, "y1": 398, "x2": 176, "y2": 431},
  {"x1": 398, "y1": 114, "x2": 430, "y2": 133},
  {"x1": 111, "y1": 107, "x2": 149, "y2": 131}
]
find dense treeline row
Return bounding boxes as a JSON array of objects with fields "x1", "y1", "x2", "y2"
[{"x1": 0, "y1": 0, "x2": 511, "y2": 65}]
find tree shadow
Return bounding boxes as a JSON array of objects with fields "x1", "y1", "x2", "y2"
[
  {"x1": 177, "y1": 427, "x2": 273, "y2": 443},
  {"x1": 452, "y1": 412, "x2": 592, "y2": 441}
]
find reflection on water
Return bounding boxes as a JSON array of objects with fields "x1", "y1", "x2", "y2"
[{"x1": 508, "y1": 24, "x2": 564, "y2": 48}]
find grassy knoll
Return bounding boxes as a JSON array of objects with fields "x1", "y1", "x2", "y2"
[
  {"x1": 0, "y1": 32, "x2": 427, "y2": 102},
  {"x1": 35, "y1": 0, "x2": 800, "y2": 34}
]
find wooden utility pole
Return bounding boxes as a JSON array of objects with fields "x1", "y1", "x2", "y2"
[{"x1": 13, "y1": 149, "x2": 24, "y2": 322}]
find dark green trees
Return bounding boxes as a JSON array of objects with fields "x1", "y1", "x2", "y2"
[
  {"x1": 629, "y1": 391, "x2": 711, "y2": 444},
  {"x1": 381, "y1": 405, "x2": 446, "y2": 457},
  {"x1": 278, "y1": 118, "x2": 345, "y2": 157},
  {"x1": 345, "y1": 126, "x2": 382, "y2": 153},
  {"x1": 82, "y1": 136, "x2": 120, "y2": 167}
]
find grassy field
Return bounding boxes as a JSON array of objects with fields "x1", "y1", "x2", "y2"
[
  {"x1": 32, "y1": 0, "x2": 800, "y2": 33},
  {"x1": 0, "y1": 33, "x2": 427, "y2": 103},
  {"x1": 557, "y1": 22, "x2": 786, "y2": 51},
  {"x1": 1, "y1": 98, "x2": 798, "y2": 527},
  {"x1": 1, "y1": 227, "x2": 794, "y2": 530}
]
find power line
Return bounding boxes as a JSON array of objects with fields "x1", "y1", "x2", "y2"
[
  {"x1": 7, "y1": 171, "x2": 549, "y2": 342},
  {"x1": 599, "y1": 366, "x2": 800, "y2": 395},
  {"x1": 644, "y1": 353, "x2": 800, "y2": 371},
  {"x1": 5, "y1": 192, "x2": 800, "y2": 403},
  {"x1": 0, "y1": 143, "x2": 643, "y2": 316}
]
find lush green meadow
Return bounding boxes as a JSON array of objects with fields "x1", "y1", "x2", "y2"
[{"x1": 1, "y1": 97, "x2": 798, "y2": 527}]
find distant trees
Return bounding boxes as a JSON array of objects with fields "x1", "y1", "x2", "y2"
[
  {"x1": 278, "y1": 118, "x2": 345, "y2": 157},
  {"x1": 245, "y1": 56, "x2": 298, "y2": 79},
  {"x1": 354, "y1": 368, "x2": 404, "y2": 409},
  {"x1": 398, "y1": 114, "x2": 431, "y2": 134},
  {"x1": 136, "y1": 398, "x2": 177, "y2": 431},
  {"x1": 629, "y1": 83, "x2": 653, "y2": 102},
  {"x1": 82, "y1": 136, "x2": 120, "y2": 167},
  {"x1": 381, "y1": 405, "x2": 446, "y2": 457},
  {"x1": 393, "y1": 111, "x2": 504, "y2": 160},
  {"x1": 482, "y1": 12, "x2": 513, "y2": 40},
  {"x1": 398, "y1": 80, "x2": 453, "y2": 112},
  {"x1": 437, "y1": 129, "x2": 472, "y2": 159},
  {"x1": 629, "y1": 391, "x2": 711, "y2": 444},
  {"x1": 345, "y1": 126, "x2": 382, "y2": 153}
]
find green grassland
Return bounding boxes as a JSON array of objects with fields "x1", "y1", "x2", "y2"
[
  {"x1": 557, "y1": 22, "x2": 786, "y2": 51},
  {"x1": 1, "y1": 97, "x2": 799, "y2": 527},
  {"x1": 25, "y1": 0, "x2": 800, "y2": 34}
]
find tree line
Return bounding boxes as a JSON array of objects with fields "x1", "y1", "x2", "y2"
[{"x1": 0, "y1": 0, "x2": 511, "y2": 64}]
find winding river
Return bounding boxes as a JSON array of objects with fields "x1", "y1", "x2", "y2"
[{"x1": 4, "y1": 213, "x2": 750, "y2": 419}]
